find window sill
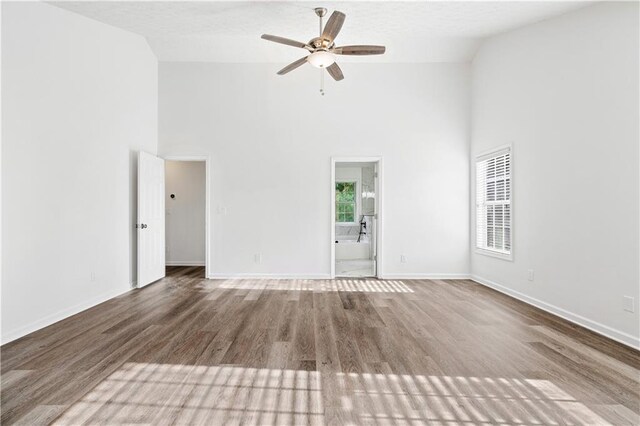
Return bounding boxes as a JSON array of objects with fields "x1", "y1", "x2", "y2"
[{"x1": 475, "y1": 248, "x2": 513, "y2": 262}]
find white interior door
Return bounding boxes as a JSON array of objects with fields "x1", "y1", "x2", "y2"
[{"x1": 138, "y1": 151, "x2": 165, "y2": 287}]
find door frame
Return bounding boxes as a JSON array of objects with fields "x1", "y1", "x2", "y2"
[
  {"x1": 331, "y1": 156, "x2": 383, "y2": 279},
  {"x1": 164, "y1": 155, "x2": 212, "y2": 278}
]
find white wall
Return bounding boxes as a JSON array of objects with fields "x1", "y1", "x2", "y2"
[
  {"x1": 470, "y1": 2, "x2": 639, "y2": 347},
  {"x1": 165, "y1": 161, "x2": 206, "y2": 266},
  {"x1": 1, "y1": 2, "x2": 158, "y2": 343},
  {"x1": 159, "y1": 62, "x2": 470, "y2": 279}
]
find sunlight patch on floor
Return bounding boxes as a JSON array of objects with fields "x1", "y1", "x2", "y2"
[
  {"x1": 54, "y1": 364, "x2": 323, "y2": 425},
  {"x1": 338, "y1": 373, "x2": 608, "y2": 425},
  {"x1": 210, "y1": 279, "x2": 414, "y2": 293},
  {"x1": 52, "y1": 362, "x2": 608, "y2": 425}
]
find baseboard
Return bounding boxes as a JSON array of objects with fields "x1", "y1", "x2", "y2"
[
  {"x1": 471, "y1": 275, "x2": 640, "y2": 350},
  {"x1": 380, "y1": 273, "x2": 472, "y2": 280},
  {"x1": 166, "y1": 261, "x2": 205, "y2": 266},
  {"x1": 208, "y1": 273, "x2": 332, "y2": 280},
  {"x1": 1, "y1": 286, "x2": 132, "y2": 345},
  {"x1": 208, "y1": 273, "x2": 471, "y2": 280}
]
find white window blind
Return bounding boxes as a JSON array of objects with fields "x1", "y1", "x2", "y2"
[{"x1": 476, "y1": 147, "x2": 512, "y2": 257}]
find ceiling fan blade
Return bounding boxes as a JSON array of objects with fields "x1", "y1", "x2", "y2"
[
  {"x1": 326, "y1": 62, "x2": 344, "y2": 81},
  {"x1": 322, "y1": 11, "x2": 346, "y2": 42},
  {"x1": 334, "y1": 45, "x2": 386, "y2": 55},
  {"x1": 262, "y1": 34, "x2": 310, "y2": 50},
  {"x1": 277, "y1": 56, "x2": 309, "y2": 75}
]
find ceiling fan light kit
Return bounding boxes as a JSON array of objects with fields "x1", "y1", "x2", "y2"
[
  {"x1": 307, "y1": 51, "x2": 336, "y2": 68},
  {"x1": 261, "y1": 7, "x2": 386, "y2": 94}
]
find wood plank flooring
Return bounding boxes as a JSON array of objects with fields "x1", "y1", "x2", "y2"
[{"x1": 1, "y1": 266, "x2": 639, "y2": 425}]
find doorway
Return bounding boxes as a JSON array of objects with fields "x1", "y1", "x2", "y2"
[
  {"x1": 331, "y1": 157, "x2": 382, "y2": 278},
  {"x1": 137, "y1": 153, "x2": 211, "y2": 287},
  {"x1": 164, "y1": 159, "x2": 207, "y2": 273}
]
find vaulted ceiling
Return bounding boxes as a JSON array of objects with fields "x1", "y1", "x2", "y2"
[{"x1": 51, "y1": 1, "x2": 591, "y2": 63}]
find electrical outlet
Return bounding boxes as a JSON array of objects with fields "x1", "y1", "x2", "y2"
[
  {"x1": 90, "y1": 272, "x2": 96, "y2": 282},
  {"x1": 527, "y1": 269, "x2": 534, "y2": 281},
  {"x1": 216, "y1": 206, "x2": 228, "y2": 215},
  {"x1": 254, "y1": 253, "x2": 262, "y2": 264},
  {"x1": 623, "y1": 296, "x2": 635, "y2": 313},
  {"x1": 400, "y1": 255, "x2": 407, "y2": 263}
]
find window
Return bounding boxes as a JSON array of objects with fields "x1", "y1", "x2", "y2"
[
  {"x1": 336, "y1": 182, "x2": 357, "y2": 223},
  {"x1": 476, "y1": 147, "x2": 512, "y2": 258}
]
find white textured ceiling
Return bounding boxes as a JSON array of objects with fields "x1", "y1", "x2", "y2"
[{"x1": 51, "y1": 1, "x2": 591, "y2": 63}]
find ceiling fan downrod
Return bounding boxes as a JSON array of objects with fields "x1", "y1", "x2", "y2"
[
  {"x1": 315, "y1": 7, "x2": 327, "y2": 36},
  {"x1": 315, "y1": 7, "x2": 328, "y2": 96}
]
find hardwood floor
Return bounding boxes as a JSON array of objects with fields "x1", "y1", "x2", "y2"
[{"x1": 1, "y1": 266, "x2": 639, "y2": 425}]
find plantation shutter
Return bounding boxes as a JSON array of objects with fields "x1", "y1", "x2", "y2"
[{"x1": 476, "y1": 147, "x2": 511, "y2": 256}]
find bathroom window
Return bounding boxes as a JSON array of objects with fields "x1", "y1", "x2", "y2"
[
  {"x1": 476, "y1": 147, "x2": 512, "y2": 260},
  {"x1": 336, "y1": 182, "x2": 357, "y2": 223}
]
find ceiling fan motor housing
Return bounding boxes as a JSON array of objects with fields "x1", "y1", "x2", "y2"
[{"x1": 309, "y1": 37, "x2": 334, "y2": 51}]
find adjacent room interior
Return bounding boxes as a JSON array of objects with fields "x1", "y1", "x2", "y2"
[
  {"x1": 1, "y1": 1, "x2": 639, "y2": 425},
  {"x1": 334, "y1": 160, "x2": 378, "y2": 278},
  {"x1": 165, "y1": 160, "x2": 207, "y2": 272}
]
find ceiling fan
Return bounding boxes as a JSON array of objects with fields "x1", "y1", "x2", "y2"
[{"x1": 261, "y1": 7, "x2": 386, "y2": 83}]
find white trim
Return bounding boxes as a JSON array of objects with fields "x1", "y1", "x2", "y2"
[
  {"x1": 163, "y1": 155, "x2": 212, "y2": 279},
  {"x1": 331, "y1": 157, "x2": 383, "y2": 279},
  {"x1": 166, "y1": 261, "x2": 205, "y2": 266},
  {"x1": 475, "y1": 143, "x2": 512, "y2": 160},
  {"x1": 475, "y1": 248, "x2": 513, "y2": 261},
  {"x1": 471, "y1": 274, "x2": 640, "y2": 350},
  {"x1": 381, "y1": 273, "x2": 471, "y2": 280},
  {"x1": 1, "y1": 287, "x2": 131, "y2": 345},
  {"x1": 208, "y1": 273, "x2": 470, "y2": 280},
  {"x1": 208, "y1": 273, "x2": 331, "y2": 280}
]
